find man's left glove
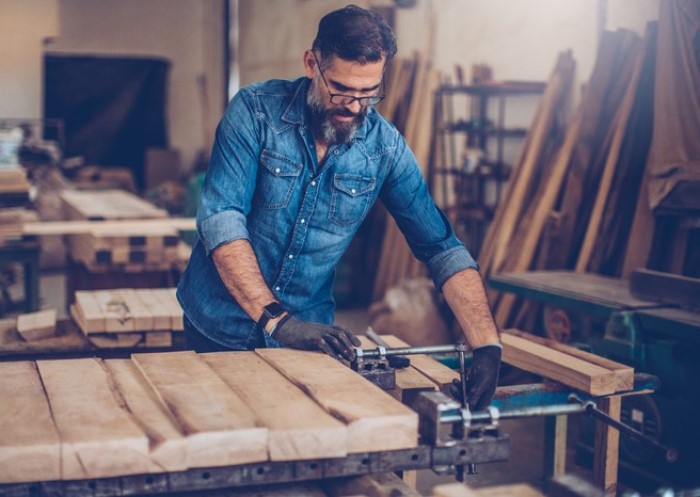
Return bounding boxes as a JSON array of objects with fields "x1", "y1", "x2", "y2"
[
  {"x1": 271, "y1": 315, "x2": 361, "y2": 361},
  {"x1": 450, "y1": 344, "x2": 502, "y2": 411}
]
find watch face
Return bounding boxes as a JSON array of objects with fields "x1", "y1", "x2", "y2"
[{"x1": 265, "y1": 302, "x2": 285, "y2": 318}]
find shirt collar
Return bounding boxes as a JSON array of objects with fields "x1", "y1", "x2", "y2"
[{"x1": 281, "y1": 77, "x2": 368, "y2": 141}]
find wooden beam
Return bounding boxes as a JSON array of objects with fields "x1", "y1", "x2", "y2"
[
  {"x1": 202, "y1": 351, "x2": 348, "y2": 461},
  {"x1": 500, "y1": 334, "x2": 619, "y2": 396},
  {"x1": 22, "y1": 217, "x2": 195, "y2": 236},
  {"x1": 0, "y1": 361, "x2": 61, "y2": 483},
  {"x1": 257, "y1": 349, "x2": 418, "y2": 453},
  {"x1": 131, "y1": 351, "x2": 268, "y2": 468}
]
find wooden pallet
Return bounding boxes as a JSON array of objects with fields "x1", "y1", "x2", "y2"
[
  {"x1": 71, "y1": 288, "x2": 183, "y2": 348},
  {"x1": 0, "y1": 350, "x2": 418, "y2": 483}
]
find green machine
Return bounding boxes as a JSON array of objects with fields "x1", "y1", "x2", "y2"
[{"x1": 488, "y1": 269, "x2": 700, "y2": 491}]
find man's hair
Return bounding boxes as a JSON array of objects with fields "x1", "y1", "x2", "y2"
[{"x1": 312, "y1": 4, "x2": 397, "y2": 69}]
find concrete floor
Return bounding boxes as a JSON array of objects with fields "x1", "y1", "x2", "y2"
[{"x1": 4, "y1": 269, "x2": 617, "y2": 496}]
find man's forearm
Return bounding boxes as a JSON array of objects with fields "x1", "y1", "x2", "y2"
[
  {"x1": 211, "y1": 239, "x2": 284, "y2": 329},
  {"x1": 442, "y1": 268, "x2": 500, "y2": 348}
]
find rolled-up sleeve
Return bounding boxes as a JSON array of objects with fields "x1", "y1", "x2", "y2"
[
  {"x1": 196, "y1": 88, "x2": 260, "y2": 256},
  {"x1": 381, "y1": 133, "x2": 479, "y2": 290}
]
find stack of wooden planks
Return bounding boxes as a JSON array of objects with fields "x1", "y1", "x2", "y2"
[
  {"x1": 60, "y1": 189, "x2": 184, "y2": 271},
  {"x1": 0, "y1": 349, "x2": 418, "y2": 483},
  {"x1": 0, "y1": 167, "x2": 31, "y2": 208},
  {"x1": 70, "y1": 288, "x2": 183, "y2": 348},
  {"x1": 479, "y1": 26, "x2": 659, "y2": 328}
]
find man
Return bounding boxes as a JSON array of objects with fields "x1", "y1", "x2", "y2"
[{"x1": 177, "y1": 4, "x2": 502, "y2": 410}]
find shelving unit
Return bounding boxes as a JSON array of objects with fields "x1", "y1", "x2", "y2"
[{"x1": 432, "y1": 81, "x2": 545, "y2": 257}]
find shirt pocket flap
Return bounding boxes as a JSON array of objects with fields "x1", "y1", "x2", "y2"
[
  {"x1": 260, "y1": 150, "x2": 303, "y2": 177},
  {"x1": 333, "y1": 174, "x2": 376, "y2": 197}
]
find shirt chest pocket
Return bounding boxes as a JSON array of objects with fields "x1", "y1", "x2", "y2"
[
  {"x1": 256, "y1": 150, "x2": 303, "y2": 209},
  {"x1": 329, "y1": 174, "x2": 376, "y2": 226}
]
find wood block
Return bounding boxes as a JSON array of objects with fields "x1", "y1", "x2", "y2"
[
  {"x1": 138, "y1": 289, "x2": 173, "y2": 331},
  {"x1": 93, "y1": 289, "x2": 135, "y2": 333},
  {"x1": 503, "y1": 329, "x2": 633, "y2": 391},
  {"x1": 16, "y1": 309, "x2": 57, "y2": 341},
  {"x1": 145, "y1": 331, "x2": 173, "y2": 348},
  {"x1": 118, "y1": 289, "x2": 155, "y2": 331},
  {"x1": 103, "y1": 359, "x2": 187, "y2": 471},
  {"x1": 203, "y1": 351, "x2": 348, "y2": 461},
  {"x1": 131, "y1": 351, "x2": 268, "y2": 468},
  {"x1": 257, "y1": 349, "x2": 418, "y2": 453},
  {"x1": 36, "y1": 358, "x2": 155, "y2": 479},
  {"x1": 74, "y1": 291, "x2": 106, "y2": 333},
  {"x1": 0, "y1": 361, "x2": 61, "y2": 483},
  {"x1": 501, "y1": 334, "x2": 619, "y2": 395},
  {"x1": 151, "y1": 288, "x2": 184, "y2": 331},
  {"x1": 379, "y1": 335, "x2": 460, "y2": 393}
]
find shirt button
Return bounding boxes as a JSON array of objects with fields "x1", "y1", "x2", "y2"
[
  {"x1": 311, "y1": 181, "x2": 316, "y2": 186},
  {"x1": 288, "y1": 254, "x2": 294, "y2": 259},
  {"x1": 300, "y1": 219, "x2": 306, "y2": 224},
  {"x1": 333, "y1": 150, "x2": 339, "y2": 155},
  {"x1": 351, "y1": 188, "x2": 357, "y2": 194},
  {"x1": 275, "y1": 168, "x2": 281, "y2": 174},
  {"x1": 275, "y1": 287, "x2": 280, "y2": 291}
]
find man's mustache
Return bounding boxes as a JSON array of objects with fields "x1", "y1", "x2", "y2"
[{"x1": 332, "y1": 108, "x2": 359, "y2": 118}]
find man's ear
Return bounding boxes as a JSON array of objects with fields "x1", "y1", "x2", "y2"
[{"x1": 303, "y1": 50, "x2": 316, "y2": 79}]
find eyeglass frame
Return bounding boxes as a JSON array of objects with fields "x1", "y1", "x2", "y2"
[{"x1": 312, "y1": 52, "x2": 386, "y2": 107}]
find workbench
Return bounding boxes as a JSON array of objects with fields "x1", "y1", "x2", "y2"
[{"x1": 488, "y1": 270, "x2": 700, "y2": 490}]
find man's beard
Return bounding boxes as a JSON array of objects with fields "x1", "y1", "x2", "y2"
[{"x1": 307, "y1": 78, "x2": 367, "y2": 145}]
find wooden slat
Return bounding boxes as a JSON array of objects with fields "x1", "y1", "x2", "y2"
[
  {"x1": 202, "y1": 351, "x2": 347, "y2": 461},
  {"x1": 151, "y1": 288, "x2": 184, "y2": 331},
  {"x1": 257, "y1": 349, "x2": 418, "y2": 453},
  {"x1": 93, "y1": 289, "x2": 134, "y2": 333},
  {"x1": 0, "y1": 361, "x2": 61, "y2": 483},
  {"x1": 501, "y1": 334, "x2": 618, "y2": 395},
  {"x1": 138, "y1": 289, "x2": 174, "y2": 331},
  {"x1": 103, "y1": 359, "x2": 187, "y2": 471},
  {"x1": 23, "y1": 217, "x2": 195, "y2": 236},
  {"x1": 74, "y1": 291, "x2": 106, "y2": 333},
  {"x1": 16, "y1": 308, "x2": 57, "y2": 341},
  {"x1": 117, "y1": 289, "x2": 154, "y2": 331},
  {"x1": 60, "y1": 189, "x2": 168, "y2": 221},
  {"x1": 503, "y1": 329, "x2": 633, "y2": 391},
  {"x1": 131, "y1": 351, "x2": 268, "y2": 468},
  {"x1": 324, "y1": 473, "x2": 423, "y2": 497},
  {"x1": 378, "y1": 334, "x2": 459, "y2": 393},
  {"x1": 36, "y1": 358, "x2": 153, "y2": 479}
]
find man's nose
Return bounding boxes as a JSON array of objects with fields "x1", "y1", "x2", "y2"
[{"x1": 344, "y1": 99, "x2": 362, "y2": 114}]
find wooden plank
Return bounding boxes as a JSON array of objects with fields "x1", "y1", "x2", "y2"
[
  {"x1": 257, "y1": 349, "x2": 418, "y2": 453},
  {"x1": 73, "y1": 291, "x2": 106, "y2": 333},
  {"x1": 60, "y1": 189, "x2": 168, "y2": 221},
  {"x1": 359, "y1": 335, "x2": 438, "y2": 404},
  {"x1": 503, "y1": 329, "x2": 633, "y2": 391},
  {"x1": 118, "y1": 288, "x2": 154, "y2": 331},
  {"x1": 138, "y1": 289, "x2": 173, "y2": 331},
  {"x1": 93, "y1": 289, "x2": 134, "y2": 333},
  {"x1": 145, "y1": 331, "x2": 173, "y2": 347},
  {"x1": 378, "y1": 334, "x2": 459, "y2": 393},
  {"x1": 324, "y1": 473, "x2": 423, "y2": 497},
  {"x1": 16, "y1": 308, "x2": 57, "y2": 341},
  {"x1": 151, "y1": 288, "x2": 184, "y2": 331},
  {"x1": 501, "y1": 334, "x2": 618, "y2": 395},
  {"x1": 103, "y1": 359, "x2": 187, "y2": 471},
  {"x1": 593, "y1": 396, "x2": 621, "y2": 496},
  {"x1": 131, "y1": 351, "x2": 268, "y2": 468},
  {"x1": 0, "y1": 361, "x2": 61, "y2": 483},
  {"x1": 36, "y1": 358, "x2": 154, "y2": 479},
  {"x1": 23, "y1": 217, "x2": 194, "y2": 236},
  {"x1": 432, "y1": 483, "x2": 480, "y2": 497},
  {"x1": 629, "y1": 268, "x2": 700, "y2": 309},
  {"x1": 202, "y1": 351, "x2": 348, "y2": 461}
]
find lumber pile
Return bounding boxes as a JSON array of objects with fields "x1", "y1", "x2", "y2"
[
  {"x1": 70, "y1": 288, "x2": 183, "y2": 348},
  {"x1": 0, "y1": 167, "x2": 31, "y2": 208},
  {"x1": 0, "y1": 350, "x2": 418, "y2": 483},
  {"x1": 479, "y1": 26, "x2": 659, "y2": 328},
  {"x1": 60, "y1": 189, "x2": 184, "y2": 271}
]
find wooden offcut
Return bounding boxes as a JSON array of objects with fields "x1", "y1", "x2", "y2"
[
  {"x1": 16, "y1": 308, "x2": 57, "y2": 341},
  {"x1": 257, "y1": 349, "x2": 418, "y2": 453},
  {"x1": 132, "y1": 351, "x2": 268, "y2": 468},
  {"x1": 202, "y1": 351, "x2": 348, "y2": 461},
  {"x1": 0, "y1": 361, "x2": 61, "y2": 483}
]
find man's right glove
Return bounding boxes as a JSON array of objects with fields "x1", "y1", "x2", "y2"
[
  {"x1": 450, "y1": 344, "x2": 502, "y2": 411},
  {"x1": 271, "y1": 315, "x2": 360, "y2": 361}
]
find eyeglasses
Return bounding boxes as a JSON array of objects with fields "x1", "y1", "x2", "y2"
[{"x1": 313, "y1": 52, "x2": 385, "y2": 107}]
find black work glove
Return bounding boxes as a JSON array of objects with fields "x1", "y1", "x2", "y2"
[
  {"x1": 272, "y1": 315, "x2": 361, "y2": 361},
  {"x1": 450, "y1": 344, "x2": 502, "y2": 411}
]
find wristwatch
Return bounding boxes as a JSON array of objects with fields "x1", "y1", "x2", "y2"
[{"x1": 258, "y1": 301, "x2": 286, "y2": 332}]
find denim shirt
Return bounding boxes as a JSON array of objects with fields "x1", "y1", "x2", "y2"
[{"x1": 176, "y1": 77, "x2": 478, "y2": 349}]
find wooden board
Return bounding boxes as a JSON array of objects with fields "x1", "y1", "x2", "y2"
[
  {"x1": 0, "y1": 361, "x2": 61, "y2": 483},
  {"x1": 257, "y1": 349, "x2": 418, "y2": 453},
  {"x1": 202, "y1": 351, "x2": 348, "y2": 461},
  {"x1": 500, "y1": 334, "x2": 619, "y2": 395},
  {"x1": 16, "y1": 308, "x2": 57, "y2": 341},
  {"x1": 324, "y1": 472, "x2": 423, "y2": 497},
  {"x1": 103, "y1": 359, "x2": 187, "y2": 472},
  {"x1": 22, "y1": 217, "x2": 196, "y2": 236},
  {"x1": 378, "y1": 334, "x2": 459, "y2": 393},
  {"x1": 503, "y1": 329, "x2": 633, "y2": 392},
  {"x1": 60, "y1": 189, "x2": 168, "y2": 221},
  {"x1": 36, "y1": 358, "x2": 154, "y2": 479},
  {"x1": 131, "y1": 351, "x2": 268, "y2": 468}
]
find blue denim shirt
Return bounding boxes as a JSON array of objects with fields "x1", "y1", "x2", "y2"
[{"x1": 177, "y1": 77, "x2": 478, "y2": 349}]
